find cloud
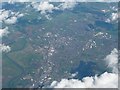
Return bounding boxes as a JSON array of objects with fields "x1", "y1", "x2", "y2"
[
  {"x1": 31, "y1": 2, "x2": 59, "y2": 20},
  {"x1": 4, "y1": 16, "x2": 17, "y2": 25},
  {"x1": 106, "y1": 8, "x2": 118, "y2": 23},
  {"x1": 104, "y1": 48, "x2": 118, "y2": 73},
  {"x1": 31, "y1": 1, "x2": 77, "y2": 19},
  {"x1": 0, "y1": 9, "x2": 9, "y2": 22},
  {"x1": 0, "y1": 9, "x2": 24, "y2": 25},
  {"x1": 31, "y1": 1, "x2": 118, "y2": 21},
  {"x1": 0, "y1": 27, "x2": 9, "y2": 37},
  {"x1": 17, "y1": 13, "x2": 24, "y2": 18},
  {"x1": 58, "y1": 0, "x2": 77, "y2": 10},
  {"x1": 50, "y1": 72, "x2": 118, "y2": 88},
  {"x1": 45, "y1": 14, "x2": 52, "y2": 20},
  {"x1": 2, "y1": 0, "x2": 120, "y2": 2},
  {"x1": 0, "y1": 44, "x2": 11, "y2": 53},
  {"x1": 32, "y1": 2, "x2": 58, "y2": 15},
  {"x1": 8, "y1": 0, "x2": 31, "y2": 3},
  {"x1": 50, "y1": 48, "x2": 118, "y2": 88},
  {"x1": 111, "y1": 13, "x2": 118, "y2": 21},
  {"x1": 38, "y1": 2, "x2": 57, "y2": 14}
]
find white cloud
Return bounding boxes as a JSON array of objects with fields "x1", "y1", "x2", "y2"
[
  {"x1": 18, "y1": 13, "x2": 24, "y2": 18},
  {"x1": 4, "y1": 16, "x2": 17, "y2": 25},
  {"x1": 58, "y1": 0, "x2": 77, "y2": 10},
  {"x1": 38, "y1": 2, "x2": 56, "y2": 14},
  {"x1": 3, "y1": 0, "x2": 119, "y2": 2},
  {"x1": 111, "y1": 13, "x2": 118, "y2": 21},
  {"x1": 31, "y1": 2, "x2": 59, "y2": 20},
  {"x1": 45, "y1": 14, "x2": 52, "y2": 20},
  {"x1": 104, "y1": 48, "x2": 118, "y2": 73},
  {"x1": 0, "y1": 27, "x2": 9, "y2": 37},
  {"x1": 0, "y1": 44, "x2": 11, "y2": 53},
  {"x1": 106, "y1": 13, "x2": 118, "y2": 23},
  {"x1": 8, "y1": 0, "x2": 31, "y2": 3},
  {"x1": 31, "y1": 1, "x2": 77, "y2": 19},
  {"x1": 0, "y1": 9, "x2": 24, "y2": 25},
  {"x1": 50, "y1": 48, "x2": 118, "y2": 88},
  {"x1": 0, "y1": 9, "x2": 9, "y2": 22},
  {"x1": 105, "y1": 5, "x2": 118, "y2": 23},
  {"x1": 50, "y1": 72, "x2": 118, "y2": 88},
  {"x1": 32, "y1": 2, "x2": 58, "y2": 15}
]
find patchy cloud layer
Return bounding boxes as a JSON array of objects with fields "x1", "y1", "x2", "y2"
[
  {"x1": 31, "y1": 1, "x2": 118, "y2": 22},
  {"x1": 31, "y1": 1, "x2": 77, "y2": 20},
  {"x1": 105, "y1": 6, "x2": 118, "y2": 23},
  {"x1": 32, "y1": 1, "x2": 77, "y2": 12},
  {"x1": 50, "y1": 48, "x2": 118, "y2": 88},
  {"x1": 0, "y1": 2, "x2": 118, "y2": 88},
  {"x1": 4, "y1": 0, "x2": 120, "y2": 2}
]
